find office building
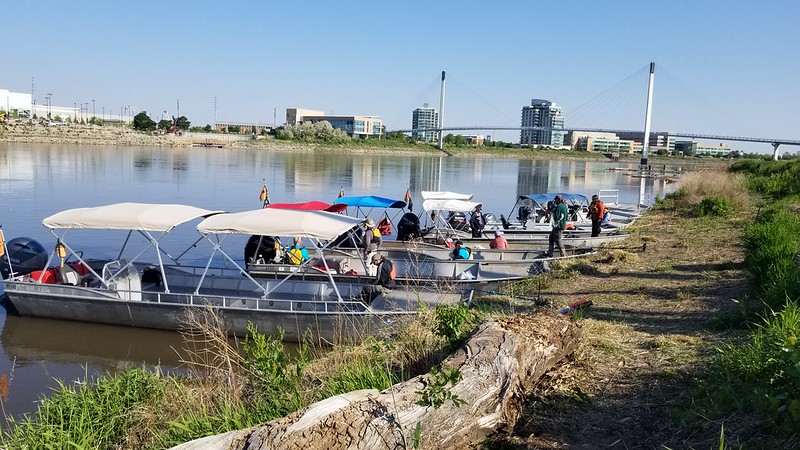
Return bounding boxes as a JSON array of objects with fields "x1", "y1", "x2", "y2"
[
  {"x1": 520, "y1": 99, "x2": 565, "y2": 147},
  {"x1": 286, "y1": 108, "x2": 383, "y2": 138},
  {"x1": 411, "y1": 105, "x2": 439, "y2": 143}
]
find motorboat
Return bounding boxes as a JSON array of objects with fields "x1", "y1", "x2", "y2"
[
  {"x1": 419, "y1": 191, "x2": 629, "y2": 250},
  {"x1": 244, "y1": 201, "x2": 567, "y2": 284},
  {"x1": 0, "y1": 203, "x2": 469, "y2": 343}
]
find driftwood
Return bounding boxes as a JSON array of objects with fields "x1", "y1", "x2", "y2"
[{"x1": 171, "y1": 312, "x2": 580, "y2": 450}]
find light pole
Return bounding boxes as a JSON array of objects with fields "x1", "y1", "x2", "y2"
[
  {"x1": 46, "y1": 93, "x2": 52, "y2": 119},
  {"x1": 91, "y1": 99, "x2": 95, "y2": 123}
]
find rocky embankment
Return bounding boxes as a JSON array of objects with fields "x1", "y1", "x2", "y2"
[{"x1": 0, "y1": 122, "x2": 182, "y2": 146}]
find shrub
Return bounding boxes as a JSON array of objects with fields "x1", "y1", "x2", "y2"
[{"x1": 696, "y1": 196, "x2": 733, "y2": 217}]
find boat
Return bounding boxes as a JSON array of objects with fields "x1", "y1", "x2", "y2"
[
  {"x1": 419, "y1": 192, "x2": 629, "y2": 250},
  {"x1": 0, "y1": 203, "x2": 470, "y2": 343},
  {"x1": 244, "y1": 201, "x2": 568, "y2": 284}
]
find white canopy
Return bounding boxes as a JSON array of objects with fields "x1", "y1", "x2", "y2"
[
  {"x1": 43, "y1": 203, "x2": 225, "y2": 232},
  {"x1": 197, "y1": 208, "x2": 364, "y2": 240},
  {"x1": 422, "y1": 199, "x2": 483, "y2": 212},
  {"x1": 421, "y1": 191, "x2": 474, "y2": 201}
]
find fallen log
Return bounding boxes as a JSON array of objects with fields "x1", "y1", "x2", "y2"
[{"x1": 171, "y1": 312, "x2": 580, "y2": 450}]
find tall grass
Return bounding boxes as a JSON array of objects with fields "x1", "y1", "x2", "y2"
[
  {"x1": 653, "y1": 170, "x2": 751, "y2": 217},
  {"x1": 1, "y1": 303, "x2": 479, "y2": 448}
]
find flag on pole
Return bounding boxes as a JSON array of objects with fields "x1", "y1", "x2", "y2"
[
  {"x1": 338, "y1": 187, "x2": 345, "y2": 198},
  {"x1": 259, "y1": 181, "x2": 270, "y2": 208},
  {"x1": 0, "y1": 227, "x2": 5, "y2": 258},
  {"x1": 403, "y1": 188, "x2": 413, "y2": 212}
]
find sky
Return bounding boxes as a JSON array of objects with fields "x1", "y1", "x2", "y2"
[{"x1": 2, "y1": 0, "x2": 798, "y2": 152}]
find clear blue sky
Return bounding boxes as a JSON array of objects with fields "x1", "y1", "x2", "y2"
[{"x1": 2, "y1": 0, "x2": 798, "y2": 151}]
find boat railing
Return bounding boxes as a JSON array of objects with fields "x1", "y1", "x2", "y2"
[
  {"x1": 597, "y1": 189, "x2": 620, "y2": 205},
  {"x1": 116, "y1": 288, "x2": 372, "y2": 314}
]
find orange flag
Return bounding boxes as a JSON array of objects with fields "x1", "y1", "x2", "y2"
[
  {"x1": 259, "y1": 182, "x2": 270, "y2": 207},
  {"x1": 0, "y1": 227, "x2": 5, "y2": 258},
  {"x1": 403, "y1": 188, "x2": 413, "y2": 211},
  {"x1": 338, "y1": 187, "x2": 345, "y2": 198}
]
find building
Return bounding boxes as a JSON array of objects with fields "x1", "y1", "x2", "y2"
[
  {"x1": 675, "y1": 141, "x2": 732, "y2": 157},
  {"x1": 214, "y1": 122, "x2": 273, "y2": 134},
  {"x1": 616, "y1": 131, "x2": 675, "y2": 154},
  {"x1": 463, "y1": 134, "x2": 485, "y2": 146},
  {"x1": 411, "y1": 105, "x2": 439, "y2": 143},
  {"x1": 1, "y1": 89, "x2": 32, "y2": 117},
  {"x1": 520, "y1": 99, "x2": 565, "y2": 147},
  {"x1": 286, "y1": 108, "x2": 383, "y2": 139},
  {"x1": 565, "y1": 131, "x2": 635, "y2": 153}
]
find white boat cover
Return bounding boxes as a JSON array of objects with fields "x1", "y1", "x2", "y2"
[
  {"x1": 422, "y1": 199, "x2": 483, "y2": 212},
  {"x1": 42, "y1": 203, "x2": 225, "y2": 232},
  {"x1": 197, "y1": 208, "x2": 364, "y2": 240},
  {"x1": 420, "y1": 191, "x2": 473, "y2": 201}
]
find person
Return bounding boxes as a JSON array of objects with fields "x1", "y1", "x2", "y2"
[
  {"x1": 547, "y1": 195, "x2": 568, "y2": 257},
  {"x1": 451, "y1": 239, "x2": 472, "y2": 260},
  {"x1": 489, "y1": 230, "x2": 509, "y2": 249},
  {"x1": 587, "y1": 194, "x2": 606, "y2": 237},
  {"x1": 469, "y1": 205, "x2": 486, "y2": 238},
  {"x1": 357, "y1": 253, "x2": 395, "y2": 305},
  {"x1": 286, "y1": 237, "x2": 310, "y2": 265},
  {"x1": 362, "y1": 219, "x2": 382, "y2": 275}
]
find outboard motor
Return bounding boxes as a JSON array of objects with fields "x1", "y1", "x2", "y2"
[
  {"x1": 447, "y1": 212, "x2": 468, "y2": 231},
  {"x1": 396, "y1": 212, "x2": 422, "y2": 241},
  {"x1": 0, "y1": 237, "x2": 48, "y2": 279},
  {"x1": 244, "y1": 235, "x2": 280, "y2": 265}
]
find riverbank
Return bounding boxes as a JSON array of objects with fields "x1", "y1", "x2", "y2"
[{"x1": 0, "y1": 122, "x2": 733, "y2": 167}]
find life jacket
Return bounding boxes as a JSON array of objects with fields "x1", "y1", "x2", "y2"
[
  {"x1": 377, "y1": 217, "x2": 392, "y2": 236},
  {"x1": 388, "y1": 260, "x2": 397, "y2": 280},
  {"x1": 287, "y1": 246, "x2": 304, "y2": 265},
  {"x1": 453, "y1": 246, "x2": 472, "y2": 260},
  {"x1": 370, "y1": 227, "x2": 383, "y2": 244}
]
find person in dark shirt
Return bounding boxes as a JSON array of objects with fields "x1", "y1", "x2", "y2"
[{"x1": 356, "y1": 253, "x2": 395, "y2": 305}]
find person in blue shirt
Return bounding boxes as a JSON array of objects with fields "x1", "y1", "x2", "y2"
[
  {"x1": 451, "y1": 240, "x2": 472, "y2": 260},
  {"x1": 286, "y1": 237, "x2": 310, "y2": 265}
]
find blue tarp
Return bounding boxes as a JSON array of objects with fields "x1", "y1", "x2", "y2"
[
  {"x1": 333, "y1": 195, "x2": 407, "y2": 209},
  {"x1": 519, "y1": 193, "x2": 589, "y2": 206}
]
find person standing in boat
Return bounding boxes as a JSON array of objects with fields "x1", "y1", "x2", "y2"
[
  {"x1": 469, "y1": 205, "x2": 486, "y2": 238},
  {"x1": 489, "y1": 230, "x2": 509, "y2": 249},
  {"x1": 547, "y1": 195, "x2": 568, "y2": 257},
  {"x1": 587, "y1": 194, "x2": 606, "y2": 238},
  {"x1": 362, "y1": 219, "x2": 382, "y2": 275}
]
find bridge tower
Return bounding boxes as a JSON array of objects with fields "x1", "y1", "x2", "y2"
[
  {"x1": 437, "y1": 71, "x2": 446, "y2": 150},
  {"x1": 640, "y1": 62, "x2": 655, "y2": 167},
  {"x1": 772, "y1": 142, "x2": 782, "y2": 160}
]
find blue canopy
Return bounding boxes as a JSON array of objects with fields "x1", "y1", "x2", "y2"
[
  {"x1": 519, "y1": 193, "x2": 589, "y2": 206},
  {"x1": 333, "y1": 195, "x2": 407, "y2": 209}
]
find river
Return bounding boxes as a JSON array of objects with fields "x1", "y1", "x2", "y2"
[{"x1": 0, "y1": 142, "x2": 676, "y2": 420}]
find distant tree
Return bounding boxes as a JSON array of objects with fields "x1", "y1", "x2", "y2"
[
  {"x1": 158, "y1": 119, "x2": 172, "y2": 130},
  {"x1": 385, "y1": 131, "x2": 409, "y2": 141},
  {"x1": 454, "y1": 135, "x2": 468, "y2": 147},
  {"x1": 133, "y1": 112, "x2": 157, "y2": 131},
  {"x1": 203, "y1": 124, "x2": 212, "y2": 132},
  {"x1": 175, "y1": 116, "x2": 191, "y2": 130},
  {"x1": 444, "y1": 133, "x2": 456, "y2": 144},
  {"x1": 227, "y1": 125, "x2": 241, "y2": 133}
]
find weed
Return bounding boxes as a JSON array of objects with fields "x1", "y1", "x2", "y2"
[{"x1": 416, "y1": 366, "x2": 466, "y2": 408}]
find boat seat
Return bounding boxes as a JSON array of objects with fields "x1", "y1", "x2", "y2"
[{"x1": 59, "y1": 265, "x2": 81, "y2": 285}]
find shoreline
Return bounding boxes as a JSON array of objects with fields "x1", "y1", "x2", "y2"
[{"x1": 0, "y1": 122, "x2": 732, "y2": 166}]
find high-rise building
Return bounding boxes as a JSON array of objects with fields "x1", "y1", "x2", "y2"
[
  {"x1": 412, "y1": 105, "x2": 439, "y2": 143},
  {"x1": 520, "y1": 99, "x2": 565, "y2": 146}
]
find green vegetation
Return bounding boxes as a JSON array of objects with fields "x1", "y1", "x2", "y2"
[
  {"x1": 0, "y1": 304, "x2": 483, "y2": 448},
  {"x1": 678, "y1": 159, "x2": 800, "y2": 440}
]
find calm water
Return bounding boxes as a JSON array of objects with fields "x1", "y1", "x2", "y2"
[{"x1": 0, "y1": 142, "x2": 675, "y2": 419}]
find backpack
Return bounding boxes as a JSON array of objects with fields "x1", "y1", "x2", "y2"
[{"x1": 287, "y1": 246, "x2": 304, "y2": 265}]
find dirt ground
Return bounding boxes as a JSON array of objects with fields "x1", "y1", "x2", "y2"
[{"x1": 488, "y1": 209, "x2": 760, "y2": 449}]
